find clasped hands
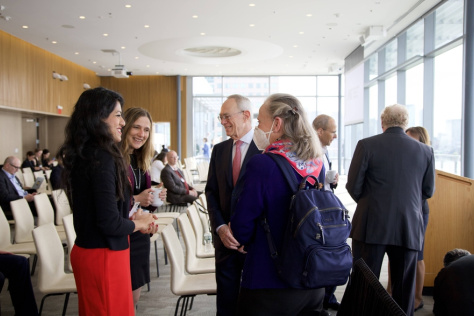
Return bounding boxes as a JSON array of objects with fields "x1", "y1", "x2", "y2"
[
  {"x1": 132, "y1": 208, "x2": 159, "y2": 235},
  {"x1": 218, "y1": 223, "x2": 246, "y2": 254}
]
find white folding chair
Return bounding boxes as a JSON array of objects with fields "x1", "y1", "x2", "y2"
[
  {"x1": 62, "y1": 214, "x2": 75, "y2": 272},
  {"x1": 52, "y1": 189, "x2": 72, "y2": 226},
  {"x1": 177, "y1": 213, "x2": 215, "y2": 274},
  {"x1": 34, "y1": 193, "x2": 66, "y2": 241},
  {"x1": 22, "y1": 168, "x2": 35, "y2": 188},
  {"x1": 10, "y1": 198, "x2": 35, "y2": 243},
  {"x1": 197, "y1": 162, "x2": 209, "y2": 183},
  {"x1": 160, "y1": 224, "x2": 216, "y2": 316},
  {"x1": 32, "y1": 223, "x2": 76, "y2": 316},
  {"x1": 187, "y1": 204, "x2": 214, "y2": 258},
  {"x1": 15, "y1": 170, "x2": 25, "y2": 187},
  {"x1": 0, "y1": 206, "x2": 37, "y2": 274}
]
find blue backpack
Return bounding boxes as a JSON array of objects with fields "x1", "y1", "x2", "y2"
[{"x1": 262, "y1": 153, "x2": 353, "y2": 289}]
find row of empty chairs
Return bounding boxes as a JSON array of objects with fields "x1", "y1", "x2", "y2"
[{"x1": 16, "y1": 167, "x2": 52, "y2": 193}]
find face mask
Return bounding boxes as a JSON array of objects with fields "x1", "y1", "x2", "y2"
[{"x1": 253, "y1": 120, "x2": 275, "y2": 150}]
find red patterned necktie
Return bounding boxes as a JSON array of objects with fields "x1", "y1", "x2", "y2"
[{"x1": 232, "y1": 140, "x2": 243, "y2": 186}]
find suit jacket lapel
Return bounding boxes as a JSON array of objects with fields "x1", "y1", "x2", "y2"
[{"x1": 222, "y1": 139, "x2": 234, "y2": 188}]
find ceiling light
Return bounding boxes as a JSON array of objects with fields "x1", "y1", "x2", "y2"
[
  {"x1": 289, "y1": 56, "x2": 294, "y2": 58},
  {"x1": 306, "y1": 14, "x2": 312, "y2": 17},
  {"x1": 79, "y1": 16, "x2": 85, "y2": 19},
  {"x1": 144, "y1": 25, "x2": 150, "y2": 28},
  {"x1": 192, "y1": 15, "x2": 198, "y2": 18},
  {"x1": 60, "y1": 75, "x2": 68, "y2": 81},
  {"x1": 146, "y1": 65, "x2": 150, "y2": 68},
  {"x1": 92, "y1": 61, "x2": 97, "y2": 64},
  {"x1": 22, "y1": 25, "x2": 28, "y2": 29},
  {"x1": 299, "y1": 31, "x2": 304, "y2": 35},
  {"x1": 293, "y1": 45, "x2": 298, "y2": 48},
  {"x1": 249, "y1": 24, "x2": 255, "y2": 27},
  {"x1": 121, "y1": 46, "x2": 126, "y2": 49},
  {"x1": 103, "y1": 33, "x2": 108, "y2": 37},
  {"x1": 125, "y1": 5, "x2": 132, "y2": 8},
  {"x1": 52, "y1": 41, "x2": 57, "y2": 44},
  {"x1": 83, "y1": 83, "x2": 91, "y2": 89},
  {"x1": 74, "y1": 52, "x2": 79, "y2": 55},
  {"x1": 52, "y1": 72, "x2": 61, "y2": 79},
  {"x1": 200, "y1": 32, "x2": 206, "y2": 36},
  {"x1": 249, "y1": 4, "x2": 256, "y2": 7},
  {"x1": 134, "y1": 56, "x2": 139, "y2": 59}
]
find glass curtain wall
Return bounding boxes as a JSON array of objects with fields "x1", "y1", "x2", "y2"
[
  {"x1": 192, "y1": 76, "x2": 342, "y2": 169},
  {"x1": 361, "y1": 0, "x2": 464, "y2": 175}
]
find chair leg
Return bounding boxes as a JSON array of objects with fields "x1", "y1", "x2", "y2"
[
  {"x1": 189, "y1": 296, "x2": 195, "y2": 310},
  {"x1": 164, "y1": 248, "x2": 168, "y2": 265},
  {"x1": 39, "y1": 293, "x2": 62, "y2": 316},
  {"x1": 31, "y1": 255, "x2": 38, "y2": 276},
  {"x1": 62, "y1": 293, "x2": 70, "y2": 316},
  {"x1": 154, "y1": 240, "x2": 160, "y2": 277},
  {"x1": 147, "y1": 282, "x2": 150, "y2": 292}
]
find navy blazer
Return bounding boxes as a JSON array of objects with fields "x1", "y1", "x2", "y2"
[
  {"x1": 346, "y1": 127, "x2": 435, "y2": 251},
  {"x1": 0, "y1": 170, "x2": 24, "y2": 219},
  {"x1": 205, "y1": 138, "x2": 261, "y2": 261}
]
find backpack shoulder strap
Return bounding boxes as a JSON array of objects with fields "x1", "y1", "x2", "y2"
[{"x1": 266, "y1": 153, "x2": 298, "y2": 193}]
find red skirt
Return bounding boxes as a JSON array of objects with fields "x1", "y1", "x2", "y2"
[{"x1": 71, "y1": 244, "x2": 134, "y2": 316}]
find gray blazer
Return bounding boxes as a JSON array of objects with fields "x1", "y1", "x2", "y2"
[
  {"x1": 346, "y1": 127, "x2": 435, "y2": 251},
  {"x1": 160, "y1": 164, "x2": 195, "y2": 204}
]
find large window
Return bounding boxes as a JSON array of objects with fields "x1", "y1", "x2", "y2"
[
  {"x1": 434, "y1": 0, "x2": 464, "y2": 49},
  {"x1": 405, "y1": 63, "x2": 424, "y2": 127},
  {"x1": 433, "y1": 45, "x2": 463, "y2": 175},
  {"x1": 192, "y1": 76, "x2": 342, "y2": 168}
]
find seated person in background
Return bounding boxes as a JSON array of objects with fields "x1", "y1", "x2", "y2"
[
  {"x1": 433, "y1": 248, "x2": 473, "y2": 316},
  {"x1": 41, "y1": 149, "x2": 54, "y2": 169},
  {"x1": 161, "y1": 150, "x2": 200, "y2": 204},
  {"x1": 50, "y1": 154, "x2": 64, "y2": 190},
  {"x1": 151, "y1": 151, "x2": 167, "y2": 185},
  {"x1": 0, "y1": 156, "x2": 37, "y2": 219},
  {"x1": 21, "y1": 151, "x2": 37, "y2": 172},
  {"x1": 0, "y1": 251, "x2": 38, "y2": 315}
]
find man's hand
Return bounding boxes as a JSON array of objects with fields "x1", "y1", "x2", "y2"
[
  {"x1": 24, "y1": 193, "x2": 36, "y2": 202},
  {"x1": 217, "y1": 224, "x2": 241, "y2": 250},
  {"x1": 189, "y1": 189, "x2": 198, "y2": 197}
]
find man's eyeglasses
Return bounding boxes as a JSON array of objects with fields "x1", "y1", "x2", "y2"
[
  {"x1": 217, "y1": 111, "x2": 244, "y2": 123},
  {"x1": 9, "y1": 163, "x2": 21, "y2": 170}
]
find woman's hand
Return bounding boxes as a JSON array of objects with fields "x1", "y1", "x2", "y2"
[
  {"x1": 134, "y1": 188, "x2": 154, "y2": 207},
  {"x1": 132, "y1": 209, "x2": 157, "y2": 232},
  {"x1": 158, "y1": 188, "x2": 167, "y2": 201}
]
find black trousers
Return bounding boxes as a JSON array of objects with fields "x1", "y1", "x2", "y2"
[
  {"x1": 215, "y1": 250, "x2": 246, "y2": 316},
  {"x1": 0, "y1": 254, "x2": 38, "y2": 315},
  {"x1": 352, "y1": 240, "x2": 417, "y2": 316},
  {"x1": 237, "y1": 287, "x2": 324, "y2": 316}
]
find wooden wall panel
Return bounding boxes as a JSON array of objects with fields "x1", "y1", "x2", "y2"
[
  {"x1": 0, "y1": 30, "x2": 100, "y2": 115},
  {"x1": 424, "y1": 170, "x2": 474, "y2": 286},
  {"x1": 100, "y1": 75, "x2": 187, "y2": 155}
]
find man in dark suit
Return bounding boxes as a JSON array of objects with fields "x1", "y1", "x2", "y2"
[
  {"x1": 161, "y1": 150, "x2": 199, "y2": 204},
  {"x1": 346, "y1": 104, "x2": 435, "y2": 316},
  {"x1": 0, "y1": 156, "x2": 37, "y2": 219},
  {"x1": 433, "y1": 250, "x2": 474, "y2": 315},
  {"x1": 205, "y1": 94, "x2": 261, "y2": 315}
]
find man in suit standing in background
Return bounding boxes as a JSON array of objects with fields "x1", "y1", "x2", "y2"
[
  {"x1": 313, "y1": 114, "x2": 340, "y2": 313},
  {"x1": 206, "y1": 94, "x2": 261, "y2": 315},
  {"x1": 346, "y1": 104, "x2": 435, "y2": 316}
]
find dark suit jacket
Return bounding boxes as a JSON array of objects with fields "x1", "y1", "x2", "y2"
[
  {"x1": 0, "y1": 170, "x2": 24, "y2": 219},
  {"x1": 346, "y1": 127, "x2": 435, "y2": 251},
  {"x1": 160, "y1": 164, "x2": 195, "y2": 204},
  {"x1": 433, "y1": 255, "x2": 474, "y2": 315},
  {"x1": 205, "y1": 138, "x2": 261, "y2": 261}
]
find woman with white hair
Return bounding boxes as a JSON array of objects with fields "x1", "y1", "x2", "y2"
[{"x1": 231, "y1": 93, "x2": 325, "y2": 315}]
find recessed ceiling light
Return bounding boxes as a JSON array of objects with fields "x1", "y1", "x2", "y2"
[
  {"x1": 156, "y1": 72, "x2": 160, "y2": 74},
  {"x1": 22, "y1": 25, "x2": 28, "y2": 29},
  {"x1": 79, "y1": 16, "x2": 85, "y2": 19},
  {"x1": 289, "y1": 56, "x2": 294, "y2": 58},
  {"x1": 299, "y1": 31, "x2": 304, "y2": 35},
  {"x1": 249, "y1": 24, "x2": 255, "y2": 27},
  {"x1": 200, "y1": 32, "x2": 206, "y2": 36},
  {"x1": 74, "y1": 52, "x2": 79, "y2": 55},
  {"x1": 249, "y1": 3, "x2": 256, "y2": 7},
  {"x1": 144, "y1": 25, "x2": 150, "y2": 28},
  {"x1": 93, "y1": 61, "x2": 97, "y2": 64},
  {"x1": 103, "y1": 33, "x2": 108, "y2": 37},
  {"x1": 293, "y1": 45, "x2": 298, "y2": 48},
  {"x1": 125, "y1": 4, "x2": 132, "y2": 8},
  {"x1": 52, "y1": 41, "x2": 57, "y2": 44},
  {"x1": 121, "y1": 46, "x2": 126, "y2": 49},
  {"x1": 306, "y1": 14, "x2": 312, "y2": 17},
  {"x1": 192, "y1": 15, "x2": 198, "y2": 18},
  {"x1": 134, "y1": 56, "x2": 139, "y2": 59}
]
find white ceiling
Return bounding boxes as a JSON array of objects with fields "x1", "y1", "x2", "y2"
[{"x1": 0, "y1": 0, "x2": 441, "y2": 77}]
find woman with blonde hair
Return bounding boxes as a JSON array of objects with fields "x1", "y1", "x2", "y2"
[
  {"x1": 120, "y1": 107, "x2": 166, "y2": 308},
  {"x1": 231, "y1": 93, "x2": 325, "y2": 315}
]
